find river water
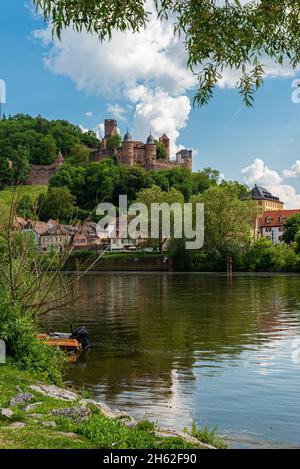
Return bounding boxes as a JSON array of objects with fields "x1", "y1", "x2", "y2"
[{"x1": 43, "y1": 272, "x2": 300, "y2": 448}]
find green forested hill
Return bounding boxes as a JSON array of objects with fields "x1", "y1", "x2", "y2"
[{"x1": 0, "y1": 114, "x2": 100, "y2": 187}]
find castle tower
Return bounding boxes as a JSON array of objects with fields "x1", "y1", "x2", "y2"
[
  {"x1": 56, "y1": 150, "x2": 64, "y2": 168},
  {"x1": 121, "y1": 131, "x2": 134, "y2": 166},
  {"x1": 159, "y1": 133, "x2": 170, "y2": 161},
  {"x1": 176, "y1": 149, "x2": 192, "y2": 171},
  {"x1": 104, "y1": 119, "x2": 118, "y2": 138},
  {"x1": 145, "y1": 133, "x2": 156, "y2": 170}
]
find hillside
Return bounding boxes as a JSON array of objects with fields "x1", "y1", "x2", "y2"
[
  {"x1": 0, "y1": 186, "x2": 47, "y2": 225},
  {"x1": 0, "y1": 114, "x2": 100, "y2": 187}
]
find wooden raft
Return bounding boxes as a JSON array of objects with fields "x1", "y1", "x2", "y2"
[{"x1": 36, "y1": 334, "x2": 81, "y2": 352}]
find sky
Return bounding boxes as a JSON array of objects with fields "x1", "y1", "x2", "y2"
[{"x1": 1, "y1": 0, "x2": 300, "y2": 207}]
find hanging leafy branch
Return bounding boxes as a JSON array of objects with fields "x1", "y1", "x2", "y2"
[{"x1": 33, "y1": 0, "x2": 300, "y2": 106}]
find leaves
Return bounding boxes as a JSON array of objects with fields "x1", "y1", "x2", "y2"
[{"x1": 33, "y1": 0, "x2": 300, "y2": 106}]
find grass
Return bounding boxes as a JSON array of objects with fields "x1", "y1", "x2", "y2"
[
  {"x1": 187, "y1": 422, "x2": 228, "y2": 449},
  {"x1": 0, "y1": 186, "x2": 46, "y2": 224},
  {"x1": 0, "y1": 363, "x2": 226, "y2": 449}
]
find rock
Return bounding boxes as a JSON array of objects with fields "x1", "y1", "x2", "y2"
[
  {"x1": 0, "y1": 408, "x2": 13, "y2": 419},
  {"x1": 10, "y1": 422, "x2": 26, "y2": 429},
  {"x1": 30, "y1": 384, "x2": 78, "y2": 402},
  {"x1": 79, "y1": 399, "x2": 124, "y2": 419},
  {"x1": 42, "y1": 421, "x2": 57, "y2": 428},
  {"x1": 28, "y1": 413, "x2": 43, "y2": 419},
  {"x1": 56, "y1": 432, "x2": 81, "y2": 439},
  {"x1": 9, "y1": 393, "x2": 34, "y2": 407},
  {"x1": 155, "y1": 429, "x2": 216, "y2": 449},
  {"x1": 24, "y1": 402, "x2": 42, "y2": 412},
  {"x1": 120, "y1": 417, "x2": 138, "y2": 428},
  {"x1": 50, "y1": 406, "x2": 92, "y2": 422}
]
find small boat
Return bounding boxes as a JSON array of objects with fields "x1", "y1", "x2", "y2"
[{"x1": 37, "y1": 326, "x2": 91, "y2": 353}]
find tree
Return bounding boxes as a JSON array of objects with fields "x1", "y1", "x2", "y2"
[
  {"x1": 107, "y1": 134, "x2": 122, "y2": 151},
  {"x1": 66, "y1": 143, "x2": 90, "y2": 165},
  {"x1": 39, "y1": 135, "x2": 57, "y2": 165},
  {"x1": 17, "y1": 194, "x2": 38, "y2": 220},
  {"x1": 136, "y1": 185, "x2": 184, "y2": 252},
  {"x1": 80, "y1": 129, "x2": 100, "y2": 148},
  {"x1": 113, "y1": 165, "x2": 154, "y2": 204},
  {"x1": 38, "y1": 187, "x2": 76, "y2": 223},
  {"x1": 155, "y1": 140, "x2": 167, "y2": 160},
  {"x1": 283, "y1": 214, "x2": 300, "y2": 245},
  {"x1": 167, "y1": 238, "x2": 193, "y2": 271},
  {"x1": 33, "y1": 0, "x2": 300, "y2": 106},
  {"x1": 191, "y1": 168, "x2": 219, "y2": 195},
  {"x1": 0, "y1": 158, "x2": 13, "y2": 189},
  {"x1": 192, "y1": 184, "x2": 255, "y2": 252},
  {"x1": 219, "y1": 180, "x2": 250, "y2": 199},
  {"x1": 11, "y1": 145, "x2": 30, "y2": 183}
]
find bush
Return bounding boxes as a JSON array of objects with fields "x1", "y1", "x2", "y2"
[
  {"x1": 167, "y1": 238, "x2": 193, "y2": 271},
  {"x1": 17, "y1": 341, "x2": 65, "y2": 384},
  {"x1": 0, "y1": 227, "x2": 67, "y2": 383}
]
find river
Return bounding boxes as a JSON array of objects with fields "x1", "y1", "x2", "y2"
[{"x1": 43, "y1": 272, "x2": 300, "y2": 449}]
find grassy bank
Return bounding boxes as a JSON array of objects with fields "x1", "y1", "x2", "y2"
[
  {"x1": 0, "y1": 186, "x2": 46, "y2": 224},
  {"x1": 0, "y1": 364, "x2": 226, "y2": 450}
]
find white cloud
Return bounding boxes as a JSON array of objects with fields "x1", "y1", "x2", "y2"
[
  {"x1": 126, "y1": 85, "x2": 191, "y2": 154},
  {"x1": 85, "y1": 111, "x2": 93, "y2": 118},
  {"x1": 107, "y1": 103, "x2": 127, "y2": 121},
  {"x1": 32, "y1": 0, "x2": 196, "y2": 155},
  {"x1": 241, "y1": 158, "x2": 300, "y2": 209},
  {"x1": 268, "y1": 185, "x2": 300, "y2": 209},
  {"x1": 78, "y1": 124, "x2": 89, "y2": 133},
  {"x1": 283, "y1": 160, "x2": 300, "y2": 178},
  {"x1": 93, "y1": 122, "x2": 105, "y2": 139},
  {"x1": 241, "y1": 158, "x2": 282, "y2": 187},
  {"x1": 33, "y1": 0, "x2": 300, "y2": 158}
]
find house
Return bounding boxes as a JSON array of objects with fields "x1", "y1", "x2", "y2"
[
  {"x1": 97, "y1": 216, "x2": 138, "y2": 251},
  {"x1": 260, "y1": 209, "x2": 300, "y2": 244},
  {"x1": 23, "y1": 220, "x2": 49, "y2": 244},
  {"x1": 250, "y1": 185, "x2": 284, "y2": 239},
  {"x1": 11, "y1": 216, "x2": 27, "y2": 231},
  {"x1": 39, "y1": 224, "x2": 72, "y2": 252}
]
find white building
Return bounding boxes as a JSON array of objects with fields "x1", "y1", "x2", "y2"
[{"x1": 260, "y1": 210, "x2": 300, "y2": 244}]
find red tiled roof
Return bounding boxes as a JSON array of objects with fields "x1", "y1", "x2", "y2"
[{"x1": 260, "y1": 210, "x2": 300, "y2": 227}]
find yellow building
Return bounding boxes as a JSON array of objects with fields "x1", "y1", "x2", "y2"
[{"x1": 250, "y1": 185, "x2": 284, "y2": 239}]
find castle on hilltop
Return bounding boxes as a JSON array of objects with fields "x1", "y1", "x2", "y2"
[
  {"x1": 25, "y1": 151, "x2": 64, "y2": 185},
  {"x1": 90, "y1": 119, "x2": 193, "y2": 171}
]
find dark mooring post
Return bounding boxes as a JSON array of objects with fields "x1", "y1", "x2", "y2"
[{"x1": 227, "y1": 256, "x2": 233, "y2": 280}]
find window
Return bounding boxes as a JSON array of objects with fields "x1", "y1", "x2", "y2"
[{"x1": 265, "y1": 227, "x2": 272, "y2": 232}]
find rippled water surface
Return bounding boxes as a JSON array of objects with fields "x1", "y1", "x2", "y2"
[{"x1": 43, "y1": 273, "x2": 300, "y2": 448}]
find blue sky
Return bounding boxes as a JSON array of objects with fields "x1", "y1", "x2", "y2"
[{"x1": 1, "y1": 0, "x2": 300, "y2": 207}]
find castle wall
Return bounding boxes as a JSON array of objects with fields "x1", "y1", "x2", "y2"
[{"x1": 25, "y1": 164, "x2": 59, "y2": 185}]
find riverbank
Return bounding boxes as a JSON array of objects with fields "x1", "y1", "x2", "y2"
[
  {"x1": 0, "y1": 364, "x2": 226, "y2": 449},
  {"x1": 61, "y1": 248, "x2": 300, "y2": 273}
]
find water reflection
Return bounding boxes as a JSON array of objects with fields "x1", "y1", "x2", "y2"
[{"x1": 42, "y1": 273, "x2": 300, "y2": 448}]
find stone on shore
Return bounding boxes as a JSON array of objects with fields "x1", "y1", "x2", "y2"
[
  {"x1": 9, "y1": 393, "x2": 34, "y2": 407},
  {"x1": 10, "y1": 422, "x2": 27, "y2": 429},
  {"x1": 24, "y1": 402, "x2": 42, "y2": 412},
  {"x1": 79, "y1": 399, "x2": 125, "y2": 419},
  {"x1": 42, "y1": 421, "x2": 57, "y2": 428},
  {"x1": 50, "y1": 406, "x2": 91, "y2": 422},
  {"x1": 30, "y1": 383, "x2": 77, "y2": 401},
  {"x1": 0, "y1": 408, "x2": 13, "y2": 419},
  {"x1": 155, "y1": 429, "x2": 216, "y2": 449}
]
